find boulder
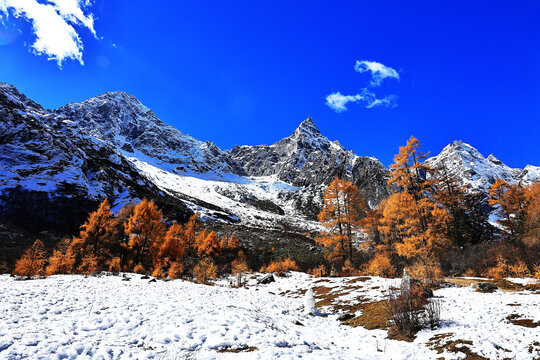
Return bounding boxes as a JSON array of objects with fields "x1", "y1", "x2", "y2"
[
  {"x1": 337, "y1": 313, "x2": 355, "y2": 321},
  {"x1": 475, "y1": 282, "x2": 497, "y2": 292},
  {"x1": 257, "y1": 274, "x2": 275, "y2": 284}
]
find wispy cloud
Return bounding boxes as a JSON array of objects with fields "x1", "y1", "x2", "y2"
[
  {"x1": 326, "y1": 90, "x2": 397, "y2": 112},
  {"x1": 326, "y1": 60, "x2": 399, "y2": 112},
  {"x1": 354, "y1": 60, "x2": 399, "y2": 87},
  {"x1": 0, "y1": 0, "x2": 96, "y2": 67}
]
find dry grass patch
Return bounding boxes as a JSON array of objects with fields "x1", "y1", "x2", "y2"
[
  {"x1": 427, "y1": 333, "x2": 489, "y2": 360},
  {"x1": 506, "y1": 314, "x2": 540, "y2": 328},
  {"x1": 344, "y1": 300, "x2": 391, "y2": 330},
  {"x1": 218, "y1": 346, "x2": 258, "y2": 353},
  {"x1": 346, "y1": 276, "x2": 370, "y2": 284},
  {"x1": 443, "y1": 277, "x2": 528, "y2": 292}
]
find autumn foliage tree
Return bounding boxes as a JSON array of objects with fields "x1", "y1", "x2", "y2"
[
  {"x1": 124, "y1": 199, "x2": 166, "y2": 267},
  {"x1": 523, "y1": 182, "x2": 540, "y2": 248},
  {"x1": 197, "y1": 231, "x2": 221, "y2": 256},
  {"x1": 46, "y1": 238, "x2": 75, "y2": 275},
  {"x1": 70, "y1": 199, "x2": 115, "y2": 272},
  {"x1": 489, "y1": 180, "x2": 528, "y2": 242},
  {"x1": 381, "y1": 136, "x2": 451, "y2": 279},
  {"x1": 14, "y1": 239, "x2": 47, "y2": 277},
  {"x1": 317, "y1": 178, "x2": 366, "y2": 265}
]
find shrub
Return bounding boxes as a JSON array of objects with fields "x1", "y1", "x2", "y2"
[
  {"x1": 133, "y1": 263, "x2": 145, "y2": 274},
  {"x1": 193, "y1": 257, "x2": 217, "y2": 284},
  {"x1": 231, "y1": 257, "x2": 250, "y2": 287},
  {"x1": 464, "y1": 268, "x2": 476, "y2": 277},
  {"x1": 424, "y1": 299, "x2": 441, "y2": 330},
  {"x1": 168, "y1": 261, "x2": 184, "y2": 279},
  {"x1": 366, "y1": 253, "x2": 396, "y2": 278},
  {"x1": 386, "y1": 278, "x2": 430, "y2": 339},
  {"x1": 14, "y1": 240, "x2": 47, "y2": 277},
  {"x1": 108, "y1": 257, "x2": 122, "y2": 274},
  {"x1": 152, "y1": 265, "x2": 165, "y2": 278},
  {"x1": 311, "y1": 264, "x2": 327, "y2": 278},
  {"x1": 534, "y1": 265, "x2": 540, "y2": 279},
  {"x1": 259, "y1": 258, "x2": 299, "y2": 274},
  {"x1": 407, "y1": 258, "x2": 443, "y2": 282},
  {"x1": 485, "y1": 255, "x2": 508, "y2": 279},
  {"x1": 508, "y1": 260, "x2": 530, "y2": 277},
  {"x1": 341, "y1": 259, "x2": 359, "y2": 275}
]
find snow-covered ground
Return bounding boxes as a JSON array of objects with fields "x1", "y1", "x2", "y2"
[{"x1": 1, "y1": 273, "x2": 539, "y2": 359}]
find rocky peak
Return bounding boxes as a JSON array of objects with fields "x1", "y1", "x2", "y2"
[
  {"x1": 55, "y1": 91, "x2": 243, "y2": 176},
  {"x1": 487, "y1": 154, "x2": 503, "y2": 166},
  {"x1": 0, "y1": 82, "x2": 43, "y2": 111},
  {"x1": 288, "y1": 117, "x2": 331, "y2": 150},
  {"x1": 426, "y1": 141, "x2": 531, "y2": 191}
]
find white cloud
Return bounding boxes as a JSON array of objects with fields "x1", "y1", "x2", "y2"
[
  {"x1": 0, "y1": 0, "x2": 96, "y2": 67},
  {"x1": 365, "y1": 94, "x2": 398, "y2": 109},
  {"x1": 326, "y1": 60, "x2": 399, "y2": 112},
  {"x1": 326, "y1": 90, "x2": 397, "y2": 112},
  {"x1": 354, "y1": 60, "x2": 399, "y2": 87},
  {"x1": 326, "y1": 92, "x2": 364, "y2": 112}
]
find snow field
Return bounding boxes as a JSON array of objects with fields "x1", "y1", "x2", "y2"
[{"x1": 0, "y1": 273, "x2": 539, "y2": 359}]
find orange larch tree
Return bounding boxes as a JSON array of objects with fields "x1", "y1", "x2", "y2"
[
  {"x1": 382, "y1": 136, "x2": 451, "y2": 279},
  {"x1": 489, "y1": 179, "x2": 528, "y2": 242},
  {"x1": 523, "y1": 182, "x2": 540, "y2": 248},
  {"x1": 46, "y1": 238, "x2": 75, "y2": 275},
  {"x1": 156, "y1": 221, "x2": 186, "y2": 268},
  {"x1": 124, "y1": 199, "x2": 166, "y2": 268},
  {"x1": 71, "y1": 199, "x2": 115, "y2": 271},
  {"x1": 14, "y1": 239, "x2": 47, "y2": 277},
  {"x1": 198, "y1": 231, "x2": 221, "y2": 256},
  {"x1": 317, "y1": 178, "x2": 366, "y2": 263}
]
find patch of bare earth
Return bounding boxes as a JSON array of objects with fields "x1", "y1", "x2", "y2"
[
  {"x1": 443, "y1": 277, "x2": 540, "y2": 292},
  {"x1": 426, "y1": 333, "x2": 489, "y2": 360},
  {"x1": 218, "y1": 346, "x2": 258, "y2": 353},
  {"x1": 506, "y1": 314, "x2": 540, "y2": 328}
]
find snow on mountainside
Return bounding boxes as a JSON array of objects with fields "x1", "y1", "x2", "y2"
[
  {"x1": 228, "y1": 117, "x2": 389, "y2": 208},
  {"x1": 55, "y1": 92, "x2": 244, "y2": 177},
  {"x1": 0, "y1": 83, "x2": 192, "y2": 232},
  {"x1": 1, "y1": 82, "x2": 538, "y2": 235},
  {"x1": 55, "y1": 91, "x2": 389, "y2": 225},
  {"x1": 425, "y1": 140, "x2": 539, "y2": 191}
]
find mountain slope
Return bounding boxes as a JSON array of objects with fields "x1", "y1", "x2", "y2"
[
  {"x1": 229, "y1": 117, "x2": 389, "y2": 207},
  {"x1": 2, "y1": 82, "x2": 538, "y2": 237},
  {"x1": 425, "y1": 140, "x2": 538, "y2": 191},
  {"x1": 0, "y1": 83, "x2": 192, "y2": 233},
  {"x1": 55, "y1": 92, "x2": 244, "y2": 177}
]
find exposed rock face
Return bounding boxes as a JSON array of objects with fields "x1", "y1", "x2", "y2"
[
  {"x1": 425, "y1": 140, "x2": 539, "y2": 191},
  {"x1": 2, "y1": 82, "x2": 538, "y2": 236},
  {"x1": 0, "y1": 83, "x2": 192, "y2": 233},
  {"x1": 228, "y1": 117, "x2": 389, "y2": 207},
  {"x1": 55, "y1": 91, "x2": 244, "y2": 176}
]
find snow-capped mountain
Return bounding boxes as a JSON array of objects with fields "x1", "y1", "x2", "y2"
[
  {"x1": 425, "y1": 140, "x2": 538, "y2": 192},
  {"x1": 55, "y1": 91, "x2": 244, "y2": 177},
  {"x1": 0, "y1": 83, "x2": 191, "y2": 233},
  {"x1": 1, "y1": 82, "x2": 538, "y2": 236},
  {"x1": 54, "y1": 92, "x2": 389, "y2": 226},
  {"x1": 229, "y1": 117, "x2": 389, "y2": 207}
]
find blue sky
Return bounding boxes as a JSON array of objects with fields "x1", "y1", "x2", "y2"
[{"x1": 1, "y1": 0, "x2": 539, "y2": 168}]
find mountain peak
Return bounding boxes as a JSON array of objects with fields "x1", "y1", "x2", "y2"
[
  {"x1": 297, "y1": 116, "x2": 316, "y2": 128},
  {"x1": 487, "y1": 154, "x2": 503, "y2": 166},
  {"x1": 0, "y1": 82, "x2": 43, "y2": 111},
  {"x1": 291, "y1": 117, "x2": 324, "y2": 138}
]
